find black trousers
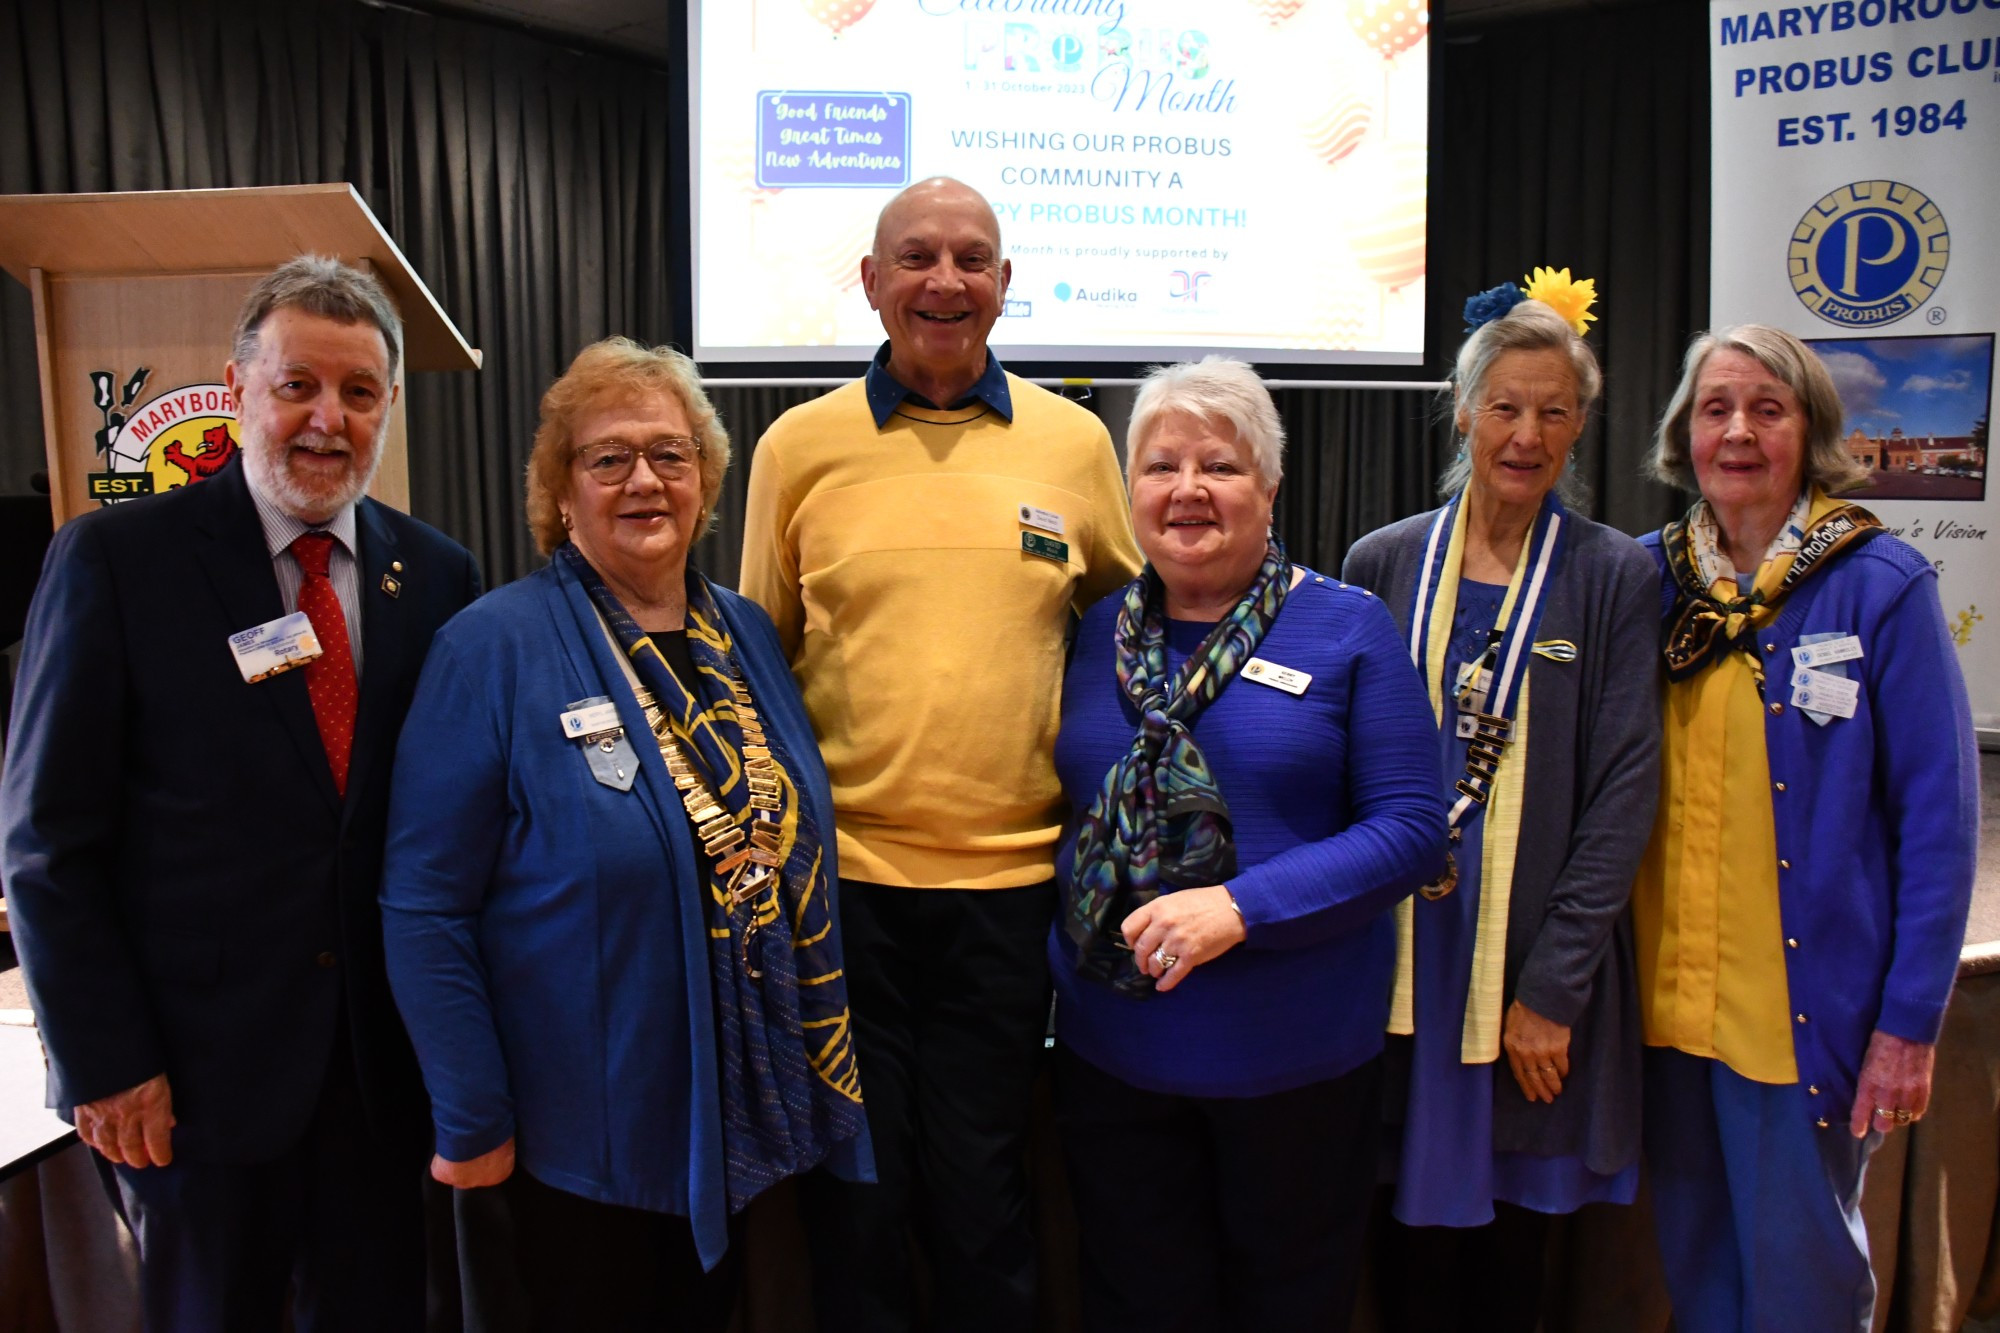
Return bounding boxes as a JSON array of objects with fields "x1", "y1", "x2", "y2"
[
  {"x1": 501, "y1": 1169, "x2": 739, "y2": 1333},
  {"x1": 801, "y1": 880, "x2": 1056, "y2": 1333},
  {"x1": 1376, "y1": 1203, "x2": 1552, "y2": 1333},
  {"x1": 107, "y1": 1044, "x2": 427, "y2": 1333},
  {"x1": 1052, "y1": 1045, "x2": 1384, "y2": 1333}
]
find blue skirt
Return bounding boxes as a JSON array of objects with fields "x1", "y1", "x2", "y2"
[{"x1": 1387, "y1": 722, "x2": 1637, "y2": 1228}]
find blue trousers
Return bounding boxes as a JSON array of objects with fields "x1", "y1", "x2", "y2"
[{"x1": 1643, "y1": 1047, "x2": 1879, "y2": 1333}]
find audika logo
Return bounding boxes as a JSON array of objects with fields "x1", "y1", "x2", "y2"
[
  {"x1": 1170, "y1": 270, "x2": 1211, "y2": 301},
  {"x1": 1055, "y1": 282, "x2": 1138, "y2": 305},
  {"x1": 1789, "y1": 180, "x2": 1949, "y2": 329}
]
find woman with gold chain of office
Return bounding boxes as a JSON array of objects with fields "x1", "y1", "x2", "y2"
[
  {"x1": 381, "y1": 338, "x2": 871, "y2": 1330},
  {"x1": 1344, "y1": 271, "x2": 1661, "y2": 1333}
]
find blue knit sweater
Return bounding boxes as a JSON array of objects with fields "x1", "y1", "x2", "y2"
[
  {"x1": 1636, "y1": 528, "x2": 1978, "y2": 1127},
  {"x1": 1049, "y1": 569, "x2": 1448, "y2": 1098}
]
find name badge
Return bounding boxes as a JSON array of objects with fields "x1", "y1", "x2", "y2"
[
  {"x1": 1793, "y1": 635, "x2": 1863, "y2": 669},
  {"x1": 562, "y1": 697, "x2": 637, "y2": 791},
  {"x1": 227, "y1": 611, "x2": 322, "y2": 684},
  {"x1": 1241, "y1": 657, "x2": 1311, "y2": 696},
  {"x1": 1790, "y1": 667, "x2": 1859, "y2": 719},
  {"x1": 1017, "y1": 503, "x2": 1066, "y2": 536},
  {"x1": 1021, "y1": 531, "x2": 1070, "y2": 564},
  {"x1": 559, "y1": 700, "x2": 622, "y2": 738}
]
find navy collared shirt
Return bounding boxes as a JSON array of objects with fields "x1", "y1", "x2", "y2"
[{"x1": 863, "y1": 340, "x2": 1014, "y2": 428}]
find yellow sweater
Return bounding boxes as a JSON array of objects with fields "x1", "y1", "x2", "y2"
[{"x1": 739, "y1": 377, "x2": 1142, "y2": 889}]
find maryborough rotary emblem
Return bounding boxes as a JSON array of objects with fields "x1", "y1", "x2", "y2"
[
  {"x1": 84, "y1": 369, "x2": 240, "y2": 505},
  {"x1": 1789, "y1": 181, "x2": 1949, "y2": 329}
]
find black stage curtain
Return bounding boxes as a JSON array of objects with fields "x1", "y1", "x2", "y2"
[
  {"x1": 1270, "y1": 385, "x2": 1453, "y2": 578},
  {"x1": 692, "y1": 384, "x2": 824, "y2": 587},
  {"x1": 1275, "y1": 0, "x2": 1711, "y2": 577},
  {"x1": 1425, "y1": 0, "x2": 1711, "y2": 542},
  {"x1": 1, "y1": 0, "x2": 1705, "y2": 590},
  {"x1": 0, "y1": 0, "x2": 678, "y2": 585}
]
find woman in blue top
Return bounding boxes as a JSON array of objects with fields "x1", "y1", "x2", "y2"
[
  {"x1": 1052, "y1": 356, "x2": 1444, "y2": 1333},
  {"x1": 1343, "y1": 280, "x2": 1661, "y2": 1333},
  {"x1": 380, "y1": 339, "x2": 870, "y2": 1330}
]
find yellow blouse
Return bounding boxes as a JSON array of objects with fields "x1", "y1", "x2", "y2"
[{"x1": 1633, "y1": 632, "x2": 1798, "y2": 1084}]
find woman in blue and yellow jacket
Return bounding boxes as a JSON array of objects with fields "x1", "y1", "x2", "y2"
[{"x1": 1634, "y1": 324, "x2": 1977, "y2": 1333}]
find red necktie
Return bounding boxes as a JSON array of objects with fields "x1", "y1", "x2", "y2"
[{"x1": 290, "y1": 532, "x2": 357, "y2": 796}]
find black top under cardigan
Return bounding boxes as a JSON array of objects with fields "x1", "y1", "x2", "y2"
[{"x1": 1343, "y1": 507, "x2": 1661, "y2": 1176}]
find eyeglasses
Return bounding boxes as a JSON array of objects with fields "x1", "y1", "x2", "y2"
[{"x1": 573, "y1": 436, "x2": 702, "y2": 486}]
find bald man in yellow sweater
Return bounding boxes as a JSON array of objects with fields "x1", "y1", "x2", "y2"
[{"x1": 740, "y1": 178, "x2": 1140, "y2": 1333}]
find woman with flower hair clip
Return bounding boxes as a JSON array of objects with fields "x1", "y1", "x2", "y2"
[{"x1": 1344, "y1": 271, "x2": 1661, "y2": 1333}]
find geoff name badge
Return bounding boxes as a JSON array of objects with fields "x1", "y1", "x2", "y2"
[
  {"x1": 1242, "y1": 657, "x2": 1311, "y2": 696},
  {"x1": 227, "y1": 612, "x2": 322, "y2": 684}
]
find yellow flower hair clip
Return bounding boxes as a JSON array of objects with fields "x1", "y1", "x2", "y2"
[{"x1": 1522, "y1": 266, "x2": 1598, "y2": 336}]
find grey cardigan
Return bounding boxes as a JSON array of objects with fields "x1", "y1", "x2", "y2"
[{"x1": 1343, "y1": 506, "x2": 1660, "y2": 1174}]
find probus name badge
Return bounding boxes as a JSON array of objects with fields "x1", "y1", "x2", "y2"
[
  {"x1": 228, "y1": 612, "x2": 322, "y2": 684},
  {"x1": 559, "y1": 700, "x2": 622, "y2": 738},
  {"x1": 1789, "y1": 668, "x2": 1859, "y2": 719},
  {"x1": 1792, "y1": 635, "x2": 1862, "y2": 669},
  {"x1": 1241, "y1": 657, "x2": 1311, "y2": 696},
  {"x1": 1017, "y1": 503, "x2": 1066, "y2": 536}
]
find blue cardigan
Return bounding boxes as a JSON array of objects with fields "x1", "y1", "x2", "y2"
[
  {"x1": 1639, "y1": 528, "x2": 1978, "y2": 1127},
  {"x1": 380, "y1": 559, "x2": 869, "y2": 1269},
  {"x1": 1050, "y1": 570, "x2": 1447, "y2": 1098}
]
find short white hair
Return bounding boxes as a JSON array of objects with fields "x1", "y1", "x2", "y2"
[{"x1": 1127, "y1": 356, "x2": 1285, "y2": 486}]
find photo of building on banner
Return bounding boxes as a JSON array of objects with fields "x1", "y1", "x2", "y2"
[
  {"x1": 1810, "y1": 334, "x2": 1990, "y2": 503},
  {"x1": 1708, "y1": 0, "x2": 1999, "y2": 734}
]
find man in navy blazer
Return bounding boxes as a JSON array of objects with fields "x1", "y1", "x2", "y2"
[{"x1": 0, "y1": 255, "x2": 482, "y2": 1331}]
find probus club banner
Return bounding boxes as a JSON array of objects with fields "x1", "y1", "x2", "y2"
[{"x1": 1710, "y1": 0, "x2": 2000, "y2": 733}]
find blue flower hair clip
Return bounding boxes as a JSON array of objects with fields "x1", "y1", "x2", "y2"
[{"x1": 1463, "y1": 281, "x2": 1526, "y2": 333}]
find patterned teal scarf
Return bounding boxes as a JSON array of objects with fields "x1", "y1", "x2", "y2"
[
  {"x1": 1065, "y1": 537, "x2": 1291, "y2": 996},
  {"x1": 557, "y1": 543, "x2": 865, "y2": 1211}
]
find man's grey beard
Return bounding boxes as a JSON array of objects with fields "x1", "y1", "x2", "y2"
[{"x1": 240, "y1": 427, "x2": 387, "y2": 524}]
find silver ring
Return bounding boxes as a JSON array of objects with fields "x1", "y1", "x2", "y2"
[{"x1": 1152, "y1": 948, "x2": 1179, "y2": 970}]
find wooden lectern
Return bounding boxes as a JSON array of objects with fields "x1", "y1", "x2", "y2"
[{"x1": 0, "y1": 184, "x2": 480, "y2": 526}]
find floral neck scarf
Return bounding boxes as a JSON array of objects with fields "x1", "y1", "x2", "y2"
[
  {"x1": 1662, "y1": 489, "x2": 1882, "y2": 683},
  {"x1": 1064, "y1": 538, "x2": 1291, "y2": 997}
]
